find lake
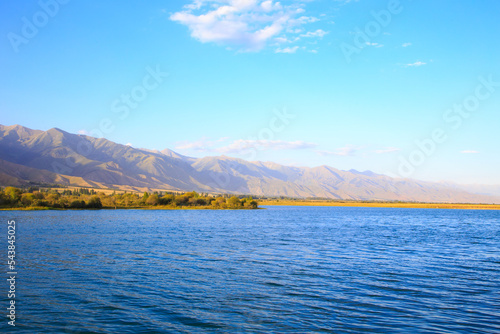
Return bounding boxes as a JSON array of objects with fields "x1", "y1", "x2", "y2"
[{"x1": 1, "y1": 206, "x2": 499, "y2": 333}]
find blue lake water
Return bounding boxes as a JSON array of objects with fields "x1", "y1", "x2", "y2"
[{"x1": 1, "y1": 206, "x2": 499, "y2": 333}]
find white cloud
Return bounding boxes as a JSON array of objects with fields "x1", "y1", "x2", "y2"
[
  {"x1": 300, "y1": 29, "x2": 328, "y2": 38},
  {"x1": 175, "y1": 137, "x2": 227, "y2": 152},
  {"x1": 461, "y1": 150, "x2": 479, "y2": 154},
  {"x1": 402, "y1": 42, "x2": 412, "y2": 47},
  {"x1": 316, "y1": 145, "x2": 361, "y2": 156},
  {"x1": 274, "y1": 36, "x2": 289, "y2": 43},
  {"x1": 175, "y1": 137, "x2": 316, "y2": 154},
  {"x1": 78, "y1": 129, "x2": 89, "y2": 135},
  {"x1": 219, "y1": 139, "x2": 317, "y2": 153},
  {"x1": 275, "y1": 46, "x2": 299, "y2": 53},
  {"x1": 334, "y1": 0, "x2": 359, "y2": 5},
  {"x1": 290, "y1": 16, "x2": 319, "y2": 25},
  {"x1": 125, "y1": 143, "x2": 133, "y2": 147},
  {"x1": 170, "y1": 0, "x2": 322, "y2": 52},
  {"x1": 261, "y1": 0, "x2": 282, "y2": 12},
  {"x1": 365, "y1": 42, "x2": 383, "y2": 48},
  {"x1": 374, "y1": 147, "x2": 400, "y2": 154},
  {"x1": 406, "y1": 61, "x2": 426, "y2": 67}
]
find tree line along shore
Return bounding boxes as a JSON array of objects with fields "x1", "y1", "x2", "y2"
[
  {"x1": 0, "y1": 187, "x2": 259, "y2": 210},
  {"x1": 2, "y1": 186, "x2": 498, "y2": 211}
]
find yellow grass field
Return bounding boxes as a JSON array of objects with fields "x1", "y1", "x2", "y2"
[{"x1": 258, "y1": 200, "x2": 500, "y2": 210}]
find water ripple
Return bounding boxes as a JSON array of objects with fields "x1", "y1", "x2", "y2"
[{"x1": 1, "y1": 207, "x2": 499, "y2": 333}]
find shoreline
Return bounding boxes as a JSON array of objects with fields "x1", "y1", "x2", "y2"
[
  {"x1": 0, "y1": 206, "x2": 262, "y2": 211},
  {"x1": 259, "y1": 200, "x2": 500, "y2": 210},
  {"x1": 3, "y1": 202, "x2": 500, "y2": 211}
]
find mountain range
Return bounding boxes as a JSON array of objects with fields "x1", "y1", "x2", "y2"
[{"x1": 0, "y1": 124, "x2": 498, "y2": 203}]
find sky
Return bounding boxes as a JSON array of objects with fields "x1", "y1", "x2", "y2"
[{"x1": 1, "y1": 0, "x2": 499, "y2": 185}]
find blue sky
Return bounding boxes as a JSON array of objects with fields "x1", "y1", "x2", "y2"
[{"x1": 1, "y1": 0, "x2": 499, "y2": 185}]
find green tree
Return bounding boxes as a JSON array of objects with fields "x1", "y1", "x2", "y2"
[
  {"x1": 215, "y1": 197, "x2": 226, "y2": 207},
  {"x1": 86, "y1": 196, "x2": 102, "y2": 209},
  {"x1": 195, "y1": 198, "x2": 207, "y2": 206},
  {"x1": 31, "y1": 199, "x2": 49, "y2": 207},
  {"x1": 159, "y1": 194, "x2": 174, "y2": 205},
  {"x1": 45, "y1": 193, "x2": 60, "y2": 205},
  {"x1": 70, "y1": 200, "x2": 86, "y2": 209},
  {"x1": 146, "y1": 194, "x2": 159, "y2": 206},
  {"x1": 185, "y1": 191, "x2": 198, "y2": 198},
  {"x1": 0, "y1": 190, "x2": 7, "y2": 206},
  {"x1": 21, "y1": 193, "x2": 35, "y2": 206},
  {"x1": 227, "y1": 196, "x2": 242, "y2": 208},
  {"x1": 175, "y1": 195, "x2": 189, "y2": 206},
  {"x1": 4, "y1": 187, "x2": 22, "y2": 203},
  {"x1": 33, "y1": 191, "x2": 44, "y2": 200},
  {"x1": 244, "y1": 198, "x2": 258, "y2": 209}
]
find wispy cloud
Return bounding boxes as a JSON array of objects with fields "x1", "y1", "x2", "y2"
[
  {"x1": 170, "y1": 0, "x2": 324, "y2": 52},
  {"x1": 406, "y1": 61, "x2": 426, "y2": 67},
  {"x1": 333, "y1": 0, "x2": 359, "y2": 5},
  {"x1": 316, "y1": 145, "x2": 361, "y2": 156},
  {"x1": 175, "y1": 137, "x2": 317, "y2": 154},
  {"x1": 365, "y1": 42, "x2": 383, "y2": 48},
  {"x1": 78, "y1": 129, "x2": 89, "y2": 135},
  {"x1": 402, "y1": 42, "x2": 412, "y2": 47},
  {"x1": 300, "y1": 29, "x2": 328, "y2": 38},
  {"x1": 219, "y1": 139, "x2": 317, "y2": 153},
  {"x1": 374, "y1": 147, "x2": 400, "y2": 154},
  {"x1": 275, "y1": 46, "x2": 299, "y2": 53},
  {"x1": 175, "y1": 137, "x2": 228, "y2": 152},
  {"x1": 461, "y1": 150, "x2": 479, "y2": 154}
]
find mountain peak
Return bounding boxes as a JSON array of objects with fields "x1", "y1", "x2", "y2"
[
  {"x1": 0, "y1": 124, "x2": 42, "y2": 139},
  {"x1": 159, "y1": 148, "x2": 195, "y2": 162},
  {"x1": 47, "y1": 127, "x2": 69, "y2": 135},
  {"x1": 348, "y1": 169, "x2": 377, "y2": 177}
]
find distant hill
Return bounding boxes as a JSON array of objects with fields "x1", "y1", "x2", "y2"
[{"x1": 1, "y1": 124, "x2": 498, "y2": 203}]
